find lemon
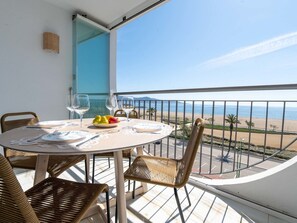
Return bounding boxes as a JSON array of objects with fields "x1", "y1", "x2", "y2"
[
  {"x1": 105, "y1": 115, "x2": 112, "y2": 120},
  {"x1": 93, "y1": 115, "x2": 101, "y2": 124},
  {"x1": 99, "y1": 116, "x2": 109, "y2": 124}
]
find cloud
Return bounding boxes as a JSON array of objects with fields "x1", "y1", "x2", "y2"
[{"x1": 200, "y1": 32, "x2": 297, "y2": 69}]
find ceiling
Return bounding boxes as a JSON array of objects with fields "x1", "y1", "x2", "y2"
[{"x1": 42, "y1": 0, "x2": 168, "y2": 30}]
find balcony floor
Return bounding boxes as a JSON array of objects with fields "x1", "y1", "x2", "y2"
[{"x1": 15, "y1": 158, "x2": 251, "y2": 223}]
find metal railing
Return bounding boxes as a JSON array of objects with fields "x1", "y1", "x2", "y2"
[{"x1": 88, "y1": 84, "x2": 297, "y2": 179}]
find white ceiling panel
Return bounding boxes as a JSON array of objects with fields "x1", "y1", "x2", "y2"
[{"x1": 41, "y1": 0, "x2": 168, "y2": 29}]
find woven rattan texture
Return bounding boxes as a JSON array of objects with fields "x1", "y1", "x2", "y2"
[
  {"x1": 25, "y1": 178, "x2": 108, "y2": 223},
  {"x1": 0, "y1": 154, "x2": 108, "y2": 222},
  {"x1": 114, "y1": 109, "x2": 139, "y2": 119},
  {"x1": 1, "y1": 112, "x2": 39, "y2": 158},
  {"x1": 124, "y1": 118, "x2": 205, "y2": 188},
  {"x1": 0, "y1": 154, "x2": 40, "y2": 222}
]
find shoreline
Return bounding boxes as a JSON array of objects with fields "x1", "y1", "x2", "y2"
[
  {"x1": 147, "y1": 111, "x2": 297, "y2": 132},
  {"x1": 143, "y1": 111, "x2": 297, "y2": 151}
]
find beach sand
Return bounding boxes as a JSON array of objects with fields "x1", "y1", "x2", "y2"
[{"x1": 146, "y1": 112, "x2": 297, "y2": 151}]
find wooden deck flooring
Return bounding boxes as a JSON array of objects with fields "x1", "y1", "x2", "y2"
[{"x1": 15, "y1": 158, "x2": 251, "y2": 223}]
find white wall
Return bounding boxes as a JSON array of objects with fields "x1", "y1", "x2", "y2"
[{"x1": 0, "y1": 0, "x2": 73, "y2": 122}]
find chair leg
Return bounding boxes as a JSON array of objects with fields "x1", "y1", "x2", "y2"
[
  {"x1": 115, "y1": 201, "x2": 118, "y2": 223},
  {"x1": 85, "y1": 156, "x2": 89, "y2": 183},
  {"x1": 174, "y1": 188, "x2": 185, "y2": 223},
  {"x1": 184, "y1": 185, "x2": 191, "y2": 206},
  {"x1": 92, "y1": 154, "x2": 96, "y2": 184},
  {"x1": 128, "y1": 157, "x2": 132, "y2": 191},
  {"x1": 106, "y1": 190, "x2": 111, "y2": 223},
  {"x1": 128, "y1": 181, "x2": 131, "y2": 191},
  {"x1": 132, "y1": 180, "x2": 136, "y2": 199}
]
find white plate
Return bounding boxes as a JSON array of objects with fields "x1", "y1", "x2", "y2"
[
  {"x1": 34, "y1": 121, "x2": 65, "y2": 128},
  {"x1": 133, "y1": 124, "x2": 162, "y2": 133},
  {"x1": 93, "y1": 123, "x2": 118, "y2": 128},
  {"x1": 41, "y1": 131, "x2": 86, "y2": 142}
]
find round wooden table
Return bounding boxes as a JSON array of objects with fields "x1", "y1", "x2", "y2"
[{"x1": 0, "y1": 118, "x2": 172, "y2": 223}]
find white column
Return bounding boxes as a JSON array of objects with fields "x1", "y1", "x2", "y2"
[{"x1": 109, "y1": 30, "x2": 117, "y2": 93}]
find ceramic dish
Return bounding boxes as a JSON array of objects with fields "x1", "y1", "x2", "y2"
[
  {"x1": 133, "y1": 124, "x2": 162, "y2": 133},
  {"x1": 41, "y1": 131, "x2": 86, "y2": 142},
  {"x1": 93, "y1": 123, "x2": 118, "y2": 128},
  {"x1": 33, "y1": 121, "x2": 65, "y2": 128}
]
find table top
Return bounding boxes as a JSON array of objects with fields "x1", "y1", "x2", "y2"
[{"x1": 0, "y1": 118, "x2": 172, "y2": 155}]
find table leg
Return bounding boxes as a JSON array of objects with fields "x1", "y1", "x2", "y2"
[
  {"x1": 34, "y1": 154, "x2": 49, "y2": 185},
  {"x1": 114, "y1": 151, "x2": 127, "y2": 223}
]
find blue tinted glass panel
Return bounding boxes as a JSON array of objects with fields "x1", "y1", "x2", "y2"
[
  {"x1": 73, "y1": 17, "x2": 110, "y2": 95},
  {"x1": 77, "y1": 33, "x2": 110, "y2": 94}
]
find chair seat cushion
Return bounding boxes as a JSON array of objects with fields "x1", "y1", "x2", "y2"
[
  {"x1": 47, "y1": 155, "x2": 86, "y2": 177},
  {"x1": 25, "y1": 177, "x2": 107, "y2": 223},
  {"x1": 8, "y1": 155, "x2": 86, "y2": 177},
  {"x1": 124, "y1": 155, "x2": 180, "y2": 187},
  {"x1": 8, "y1": 155, "x2": 37, "y2": 170}
]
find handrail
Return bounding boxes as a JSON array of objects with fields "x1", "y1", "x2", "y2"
[
  {"x1": 115, "y1": 83, "x2": 297, "y2": 95},
  {"x1": 85, "y1": 87, "x2": 297, "y2": 179},
  {"x1": 131, "y1": 98, "x2": 297, "y2": 178}
]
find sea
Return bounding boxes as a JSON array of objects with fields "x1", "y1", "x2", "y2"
[
  {"x1": 88, "y1": 98, "x2": 297, "y2": 120},
  {"x1": 136, "y1": 102, "x2": 297, "y2": 120}
]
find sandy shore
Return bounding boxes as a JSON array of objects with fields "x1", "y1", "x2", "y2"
[{"x1": 146, "y1": 112, "x2": 297, "y2": 151}]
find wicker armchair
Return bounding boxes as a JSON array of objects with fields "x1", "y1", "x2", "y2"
[
  {"x1": 92, "y1": 109, "x2": 139, "y2": 189},
  {"x1": 124, "y1": 118, "x2": 204, "y2": 223},
  {"x1": 0, "y1": 153, "x2": 109, "y2": 222},
  {"x1": 0, "y1": 112, "x2": 88, "y2": 181}
]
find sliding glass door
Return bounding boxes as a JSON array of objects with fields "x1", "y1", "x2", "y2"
[{"x1": 73, "y1": 15, "x2": 110, "y2": 116}]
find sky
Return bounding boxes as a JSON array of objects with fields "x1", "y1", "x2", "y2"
[{"x1": 116, "y1": 0, "x2": 297, "y2": 100}]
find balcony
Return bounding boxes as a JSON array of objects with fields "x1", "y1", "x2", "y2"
[
  {"x1": 1, "y1": 0, "x2": 297, "y2": 222},
  {"x1": 66, "y1": 85, "x2": 297, "y2": 222},
  {"x1": 15, "y1": 159, "x2": 252, "y2": 223}
]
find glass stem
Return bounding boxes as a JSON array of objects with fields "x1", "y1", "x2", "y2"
[
  {"x1": 127, "y1": 114, "x2": 129, "y2": 122},
  {"x1": 80, "y1": 115, "x2": 83, "y2": 128}
]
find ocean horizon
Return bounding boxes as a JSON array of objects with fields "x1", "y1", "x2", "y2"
[
  {"x1": 134, "y1": 100, "x2": 297, "y2": 121},
  {"x1": 87, "y1": 98, "x2": 297, "y2": 121}
]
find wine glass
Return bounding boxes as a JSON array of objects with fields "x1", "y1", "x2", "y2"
[
  {"x1": 73, "y1": 94, "x2": 90, "y2": 127},
  {"x1": 66, "y1": 94, "x2": 75, "y2": 119},
  {"x1": 105, "y1": 94, "x2": 118, "y2": 115},
  {"x1": 120, "y1": 96, "x2": 134, "y2": 121}
]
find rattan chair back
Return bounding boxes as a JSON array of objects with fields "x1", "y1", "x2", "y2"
[
  {"x1": 1, "y1": 112, "x2": 39, "y2": 157},
  {"x1": 128, "y1": 110, "x2": 138, "y2": 119},
  {"x1": 0, "y1": 154, "x2": 39, "y2": 222},
  {"x1": 114, "y1": 109, "x2": 139, "y2": 119},
  {"x1": 114, "y1": 109, "x2": 126, "y2": 117},
  {"x1": 124, "y1": 118, "x2": 204, "y2": 223},
  {"x1": 124, "y1": 118, "x2": 204, "y2": 188},
  {"x1": 175, "y1": 118, "x2": 204, "y2": 187},
  {"x1": 0, "y1": 154, "x2": 109, "y2": 222}
]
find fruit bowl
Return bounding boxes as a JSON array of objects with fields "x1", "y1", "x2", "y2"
[
  {"x1": 92, "y1": 115, "x2": 120, "y2": 128},
  {"x1": 93, "y1": 123, "x2": 118, "y2": 128}
]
